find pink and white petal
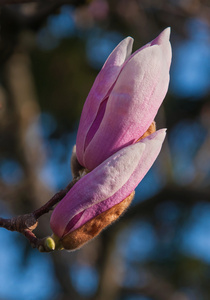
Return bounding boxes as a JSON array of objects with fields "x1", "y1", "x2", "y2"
[
  {"x1": 76, "y1": 37, "x2": 134, "y2": 166},
  {"x1": 126, "y1": 28, "x2": 171, "y2": 67},
  {"x1": 51, "y1": 139, "x2": 145, "y2": 237},
  {"x1": 84, "y1": 37, "x2": 170, "y2": 170},
  {"x1": 66, "y1": 129, "x2": 166, "y2": 233},
  {"x1": 151, "y1": 27, "x2": 172, "y2": 68}
]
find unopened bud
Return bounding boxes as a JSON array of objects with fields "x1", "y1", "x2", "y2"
[{"x1": 44, "y1": 237, "x2": 55, "y2": 251}]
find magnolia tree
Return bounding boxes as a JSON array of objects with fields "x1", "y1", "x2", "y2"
[{"x1": 0, "y1": 28, "x2": 172, "y2": 252}]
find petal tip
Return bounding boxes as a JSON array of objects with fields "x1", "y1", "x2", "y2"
[
  {"x1": 126, "y1": 36, "x2": 134, "y2": 42},
  {"x1": 124, "y1": 36, "x2": 134, "y2": 60},
  {"x1": 143, "y1": 128, "x2": 167, "y2": 143},
  {"x1": 154, "y1": 128, "x2": 167, "y2": 143},
  {"x1": 158, "y1": 128, "x2": 167, "y2": 138},
  {"x1": 151, "y1": 28, "x2": 172, "y2": 68},
  {"x1": 152, "y1": 27, "x2": 171, "y2": 46},
  {"x1": 162, "y1": 27, "x2": 171, "y2": 40}
]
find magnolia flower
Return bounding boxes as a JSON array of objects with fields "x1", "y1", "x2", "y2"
[
  {"x1": 50, "y1": 130, "x2": 166, "y2": 250},
  {"x1": 50, "y1": 28, "x2": 172, "y2": 250},
  {"x1": 76, "y1": 28, "x2": 172, "y2": 171}
]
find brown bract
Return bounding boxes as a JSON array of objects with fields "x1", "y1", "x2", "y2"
[
  {"x1": 137, "y1": 121, "x2": 156, "y2": 142},
  {"x1": 61, "y1": 191, "x2": 135, "y2": 250}
]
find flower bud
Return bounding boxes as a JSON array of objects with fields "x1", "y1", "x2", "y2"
[
  {"x1": 76, "y1": 28, "x2": 171, "y2": 170},
  {"x1": 50, "y1": 130, "x2": 166, "y2": 250}
]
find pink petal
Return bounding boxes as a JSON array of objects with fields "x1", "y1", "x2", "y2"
[
  {"x1": 68, "y1": 129, "x2": 166, "y2": 233},
  {"x1": 129, "y1": 27, "x2": 171, "y2": 67},
  {"x1": 84, "y1": 30, "x2": 171, "y2": 170},
  {"x1": 51, "y1": 137, "x2": 145, "y2": 236},
  {"x1": 76, "y1": 37, "x2": 134, "y2": 166},
  {"x1": 151, "y1": 27, "x2": 172, "y2": 68},
  {"x1": 50, "y1": 129, "x2": 166, "y2": 238},
  {"x1": 51, "y1": 137, "x2": 145, "y2": 237}
]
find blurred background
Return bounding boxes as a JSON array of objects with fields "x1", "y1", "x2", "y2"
[{"x1": 0, "y1": 0, "x2": 210, "y2": 299}]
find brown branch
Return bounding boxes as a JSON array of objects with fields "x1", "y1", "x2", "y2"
[
  {"x1": 33, "y1": 179, "x2": 77, "y2": 219},
  {"x1": 0, "y1": 178, "x2": 78, "y2": 252}
]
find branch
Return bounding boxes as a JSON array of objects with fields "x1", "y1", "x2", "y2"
[
  {"x1": 0, "y1": 178, "x2": 77, "y2": 252},
  {"x1": 33, "y1": 180, "x2": 77, "y2": 219}
]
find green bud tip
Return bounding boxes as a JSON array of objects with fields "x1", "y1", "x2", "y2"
[
  {"x1": 45, "y1": 237, "x2": 55, "y2": 251},
  {"x1": 51, "y1": 233, "x2": 64, "y2": 250}
]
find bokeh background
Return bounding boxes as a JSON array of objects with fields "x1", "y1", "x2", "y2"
[{"x1": 0, "y1": 0, "x2": 210, "y2": 299}]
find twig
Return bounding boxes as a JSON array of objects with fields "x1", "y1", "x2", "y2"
[
  {"x1": 0, "y1": 178, "x2": 77, "y2": 252},
  {"x1": 33, "y1": 179, "x2": 77, "y2": 219}
]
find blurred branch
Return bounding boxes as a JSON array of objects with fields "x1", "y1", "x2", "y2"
[
  {"x1": 124, "y1": 185, "x2": 210, "y2": 221},
  {"x1": 0, "y1": 0, "x2": 39, "y2": 4},
  {"x1": 0, "y1": 49, "x2": 78, "y2": 252},
  {"x1": 51, "y1": 252, "x2": 84, "y2": 300},
  {"x1": 0, "y1": 0, "x2": 86, "y2": 6},
  {"x1": 93, "y1": 231, "x2": 122, "y2": 300},
  {"x1": 0, "y1": 0, "x2": 86, "y2": 63},
  {"x1": 0, "y1": 0, "x2": 85, "y2": 30},
  {"x1": 120, "y1": 272, "x2": 190, "y2": 300}
]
